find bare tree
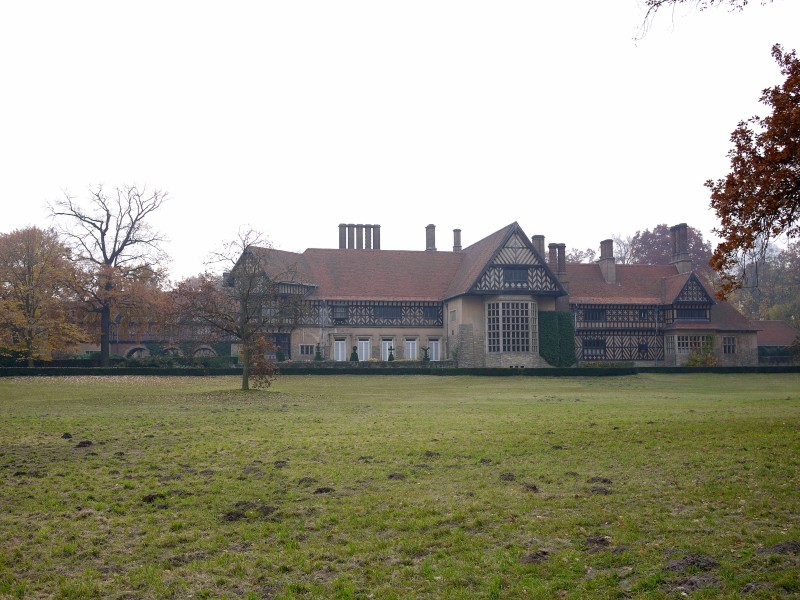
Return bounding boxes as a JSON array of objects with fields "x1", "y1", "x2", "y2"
[
  {"x1": 612, "y1": 234, "x2": 635, "y2": 265},
  {"x1": 640, "y1": 0, "x2": 771, "y2": 34},
  {"x1": 49, "y1": 184, "x2": 168, "y2": 366},
  {"x1": 174, "y1": 227, "x2": 311, "y2": 390}
]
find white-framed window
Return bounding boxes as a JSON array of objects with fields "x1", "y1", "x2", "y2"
[
  {"x1": 333, "y1": 339, "x2": 347, "y2": 362},
  {"x1": 486, "y1": 301, "x2": 538, "y2": 353},
  {"x1": 357, "y1": 338, "x2": 371, "y2": 361},
  {"x1": 428, "y1": 338, "x2": 441, "y2": 361},
  {"x1": 723, "y1": 336, "x2": 736, "y2": 355},
  {"x1": 381, "y1": 338, "x2": 393, "y2": 361},
  {"x1": 299, "y1": 344, "x2": 315, "y2": 357},
  {"x1": 404, "y1": 338, "x2": 418, "y2": 360}
]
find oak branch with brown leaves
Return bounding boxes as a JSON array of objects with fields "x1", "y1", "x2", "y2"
[{"x1": 707, "y1": 45, "x2": 800, "y2": 298}]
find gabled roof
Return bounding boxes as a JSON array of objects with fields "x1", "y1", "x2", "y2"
[
  {"x1": 444, "y1": 222, "x2": 564, "y2": 299},
  {"x1": 443, "y1": 223, "x2": 515, "y2": 299},
  {"x1": 299, "y1": 248, "x2": 463, "y2": 300},
  {"x1": 249, "y1": 222, "x2": 565, "y2": 302},
  {"x1": 250, "y1": 245, "x2": 463, "y2": 301},
  {"x1": 755, "y1": 320, "x2": 800, "y2": 346}
]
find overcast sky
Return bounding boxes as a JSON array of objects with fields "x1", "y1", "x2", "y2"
[{"x1": 2, "y1": 1, "x2": 799, "y2": 280}]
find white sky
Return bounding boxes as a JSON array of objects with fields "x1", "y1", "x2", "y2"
[{"x1": 2, "y1": 1, "x2": 799, "y2": 281}]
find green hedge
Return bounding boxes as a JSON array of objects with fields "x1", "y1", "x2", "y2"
[{"x1": 538, "y1": 311, "x2": 576, "y2": 367}]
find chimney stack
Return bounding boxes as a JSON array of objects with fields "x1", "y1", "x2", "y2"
[
  {"x1": 340, "y1": 224, "x2": 380, "y2": 249},
  {"x1": 599, "y1": 238, "x2": 616, "y2": 284},
  {"x1": 555, "y1": 243, "x2": 568, "y2": 291},
  {"x1": 532, "y1": 235, "x2": 545, "y2": 258},
  {"x1": 670, "y1": 223, "x2": 692, "y2": 273},
  {"x1": 426, "y1": 224, "x2": 437, "y2": 251},
  {"x1": 548, "y1": 243, "x2": 558, "y2": 273},
  {"x1": 373, "y1": 225, "x2": 381, "y2": 250},
  {"x1": 453, "y1": 229, "x2": 462, "y2": 252}
]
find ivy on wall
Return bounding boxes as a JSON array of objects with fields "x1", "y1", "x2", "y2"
[{"x1": 539, "y1": 311, "x2": 576, "y2": 367}]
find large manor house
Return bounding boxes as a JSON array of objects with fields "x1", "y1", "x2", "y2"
[{"x1": 241, "y1": 221, "x2": 758, "y2": 368}]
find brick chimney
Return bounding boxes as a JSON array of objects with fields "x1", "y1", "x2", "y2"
[
  {"x1": 373, "y1": 225, "x2": 381, "y2": 250},
  {"x1": 670, "y1": 223, "x2": 692, "y2": 274},
  {"x1": 532, "y1": 235, "x2": 545, "y2": 258},
  {"x1": 426, "y1": 224, "x2": 436, "y2": 251},
  {"x1": 453, "y1": 229, "x2": 462, "y2": 252},
  {"x1": 340, "y1": 224, "x2": 380, "y2": 249},
  {"x1": 548, "y1": 243, "x2": 558, "y2": 272},
  {"x1": 599, "y1": 238, "x2": 616, "y2": 284}
]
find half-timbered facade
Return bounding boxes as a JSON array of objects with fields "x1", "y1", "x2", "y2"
[{"x1": 249, "y1": 222, "x2": 758, "y2": 367}]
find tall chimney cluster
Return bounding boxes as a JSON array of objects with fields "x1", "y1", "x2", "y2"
[{"x1": 339, "y1": 224, "x2": 381, "y2": 250}]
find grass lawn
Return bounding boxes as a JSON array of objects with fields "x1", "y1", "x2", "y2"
[{"x1": 0, "y1": 373, "x2": 798, "y2": 599}]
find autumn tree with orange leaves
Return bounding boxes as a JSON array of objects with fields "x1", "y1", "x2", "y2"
[
  {"x1": 0, "y1": 227, "x2": 86, "y2": 365},
  {"x1": 707, "y1": 44, "x2": 800, "y2": 298}
]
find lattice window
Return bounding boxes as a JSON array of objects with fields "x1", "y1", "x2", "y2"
[
  {"x1": 583, "y1": 338, "x2": 606, "y2": 360},
  {"x1": 374, "y1": 305, "x2": 402, "y2": 320},
  {"x1": 504, "y1": 266, "x2": 528, "y2": 286},
  {"x1": 332, "y1": 305, "x2": 348, "y2": 322},
  {"x1": 486, "y1": 301, "x2": 536, "y2": 353},
  {"x1": 723, "y1": 336, "x2": 736, "y2": 355},
  {"x1": 423, "y1": 306, "x2": 440, "y2": 321},
  {"x1": 299, "y1": 344, "x2": 315, "y2": 356},
  {"x1": 584, "y1": 308, "x2": 606, "y2": 322},
  {"x1": 676, "y1": 307, "x2": 709, "y2": 320},
  {"x1": 676, "y1": 335, "x2": 709, "y2": 354}
]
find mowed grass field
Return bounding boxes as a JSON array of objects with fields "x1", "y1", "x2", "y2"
[{"x1": 1, "y1": 374, "x2": 798, "y2": 599}]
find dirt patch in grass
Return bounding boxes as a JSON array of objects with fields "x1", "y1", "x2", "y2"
[
  {"x1": 313, "y1": 486, "x2": 334, "y2": 494},
  {"x1": 758, "y1": 541, "x2": 800, "y2": 555},
  {"x1": 388, "y1": 472, "x2": 406, "y2": 480},
  {"x1": 142, "y1": 493, "x2": 166, "y2": 504},
  {"x1": 222, "y1": 501, "x2": 278, "y2": 522},
  {"x1": 666, "y1": 574, "x2": 720, "y2": 594},
  {"x1": 665, "y1": 553, "x2": 719, "y2": 573},
  {"x1": 500, "y1": 472, "x2": 515, "y2": 481},
  {"x1": 584, "y1": 535, "x2": 612, "y2": 552},
  {"x1": 519, "y1": 550, "x2": 549, "y2": 564},
  {"x1": 587, "y1": 476, "x2": 612, "y2": 485}
]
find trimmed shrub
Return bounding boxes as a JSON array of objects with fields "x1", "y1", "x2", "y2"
[{"x1": 539, "y1": 311, "x2": 576, "y2": 367}]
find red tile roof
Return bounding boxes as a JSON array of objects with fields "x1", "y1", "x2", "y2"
[
  {"x1": 755, "y1": 320, "x2": 800, "y2": 346},
  {"x1": 564, "y1": 263, "x2": 679, "y2": 304}
]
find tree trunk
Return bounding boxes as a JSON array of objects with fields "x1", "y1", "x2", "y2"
[
  {"x1": 100, "y1": 302, "x2": 111, "y2": 367},
  {"x1": 240, "y1": 341, "x2": 250, "y2": 391}
]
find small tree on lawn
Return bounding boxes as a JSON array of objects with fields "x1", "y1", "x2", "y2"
[{"x1": 174, "y1": 227, "x2": 309, "y2": 390}]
